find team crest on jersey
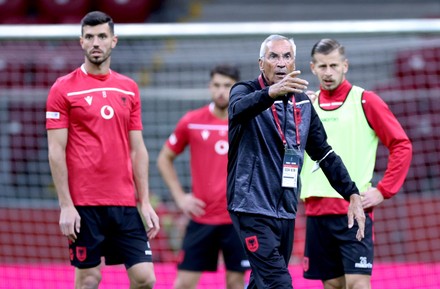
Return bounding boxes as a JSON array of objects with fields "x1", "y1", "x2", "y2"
[
  {"x1": 303, "y1": 257, "x2": 309, "y2": 272},
  {"x1": 76, "y1": 246, "x2": 87, "y2": 262},
  {"x1": 245, "y1": 236, "x2": 259, "y2": 252}
]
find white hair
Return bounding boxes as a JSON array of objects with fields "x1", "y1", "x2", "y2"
[{"x1": 259, "y1": 34, "x2": 296, "y2": 59}]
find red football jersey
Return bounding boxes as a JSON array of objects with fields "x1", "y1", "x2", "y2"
[
  {"x1": 166, "y1": 103, "x2": 230, "y2": 225},
  {"x1": 46, "y1": 65, "x2": 142, "y2": 206}
]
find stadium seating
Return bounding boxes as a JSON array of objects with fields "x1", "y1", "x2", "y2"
[
  {"x1": 96, "y1": 0, "x2": 153, "y2": 23},
  {"x1": 374, "y1": 46, "x2": 440, "y2": 97},
  {"x1": 0, "y1": 0, "x2": 28, "y2": 24},
  {"x1": 0, "y1": 41, "x2": 32, "y2": 87},
  {"x1": 0, "y1": 40, "x2": 80, "y2": 88},
  {"x1": 374, "y1": 45, "x2": 440, "y2": 194},
  {"x1": 36, "y1": 0, "x2": 91, "y2": 23},
  {"x1": 34, "y1": 41, "x2": 82, "y2": 87},
  {"x1": 389, "y1": 46, "x2": 440, "y2": 90}
]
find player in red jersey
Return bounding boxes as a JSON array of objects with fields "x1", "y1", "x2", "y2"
[
  {"x1": 46, "y1": 11, "x2": 159, "y2": 289},
  {"x1": 157, "y1": 64, "x2": 250, "y2": 289},
  {"x1": 301, "y1": 39, "x2": 412, "y2": 289}
]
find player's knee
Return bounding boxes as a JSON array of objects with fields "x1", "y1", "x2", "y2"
[
  {"x1": 130, "y1": 272, "x2": 156, "y2": 289},
  {"x1": 127, "y1": 262, "x2": 156, "y2": 289},
  {"x1": 75, "y1": 271, "x2": 102, "y2": 289},
  {"x1": 130, "y1": 276, "x2": 155, "y2": 289},
  {"x1": 323, "y1": 277, "x2": 345, "y2": 289}
]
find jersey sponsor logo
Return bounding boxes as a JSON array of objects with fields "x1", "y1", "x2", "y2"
[
  {"x1": 320, "y1": 116, "x2": 338, "y2": 122},
  {"x1": 76, "y1": 246, "x2": 87, "y2": 262},
  {"x1": 303, "y1": 257, "x2": 309, "y2": 272},
  {"x1": 101, "y1": 105, "x2": 114, "y2": 120},
  {"x1": 214, "y1": 140, "x2": 228, "y2": 155},
  {"x1": 46, "y1": 111, "x2": 60, "y2": 119},
  {"x1": 355, "y1": 256, "x2": 372, "y2": 268},
  {"x1": 245, "y1": 235, "x2": 259, "y2": 252},
  {"x1": 84, "y1": 95, "x2": 93, "y2": 105}
]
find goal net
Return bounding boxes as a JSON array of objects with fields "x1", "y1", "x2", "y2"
[{"x1": 0, "y1": 20, "x2": 439, "y2": 288}]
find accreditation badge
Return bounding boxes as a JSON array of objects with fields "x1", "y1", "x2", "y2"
[{"x1": 282, "y1": 148, "x2": 299, "y2": 188}]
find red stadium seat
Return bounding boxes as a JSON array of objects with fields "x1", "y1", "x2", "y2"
[
  {"x1": 373, "y1": 44, "x2": 440, "y2": 194},
  {"x1": 33, "y1": 41, "x2": 82, "y2": 87},
  {"x1": 394, "y1": 46, "x2": 440, "y2": 90},
  {"x1": 0, "y1": 41, "x2": 80, "y2": 88},
  {"x1": 96, "y1": 0, "x2": 153, "y2": 23},
  {"x1": 0, "y1": 60, "x2": 26, "y2": 88},
  {"x1": 0, "y1": 0, "x2": 28, "y2": 24},
  {"x1": 36, "y1": 0, "x2": 91, "y2": 23},
  {"x1": 0, "y1": 41, "x2": 29, "y2": 87}
]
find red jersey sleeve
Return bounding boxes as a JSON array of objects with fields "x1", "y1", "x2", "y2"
[
  {"x1": 166, "y1": 113, "x2": 190, "y2": 155},
  {"x1": 128, "y1": 81, "x2": 143, "y2": 131},
  {"x1": 362, "y1": 90, "x2": 413, "y2": 198},
  {"x1": 46, "y1": 80, "x2": 70, "y2": 129}
]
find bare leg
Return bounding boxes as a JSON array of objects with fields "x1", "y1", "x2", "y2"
[
  {"x1": 127, "y1": 262, "x2": 156, "y2": 289},
  {"x1": 225, "y1": 270, "x2": 246, "y2": 289},
  {"x1": 345, "y1": 274, "x2": 371, "y2": 289},
  {"x1": 75, "y1": 264, "x2": 102, "y2": 289},
  {"x1": 323, "y1": 276, "x2": 345, "y2": 289},
  {"x1": 173, "y1": 270, "x2": 202, "y2": 289}
]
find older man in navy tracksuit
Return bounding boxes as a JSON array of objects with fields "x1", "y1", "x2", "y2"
[{"x1": 227, "y1": 34, "x2": 365, "y2": 289}]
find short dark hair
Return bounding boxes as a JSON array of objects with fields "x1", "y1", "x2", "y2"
[
  {"x1": 210, "y1": 64, "x2": 240, "y2": 81},
  {"x1": 81, "y1": 11, "x2": 114, "y2": 35},
  {"x1": 311, "y1": 38, "x2": 345, "y2": 62}
]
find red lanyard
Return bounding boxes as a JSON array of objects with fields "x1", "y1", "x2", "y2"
[{"x1": 258, "y1": 75, "x2": 301, "y2": 147}]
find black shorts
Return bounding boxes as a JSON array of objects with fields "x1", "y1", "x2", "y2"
[
  {"x1": 303, "y1": 214, "x2": 374, "y2": 280},
  {"x1": 69, "y1": 206, "x2": 152, "y2": 269},
  {"x1": 177, "y1": 220, "x2": 250, "y2": 272},
  {"x1": 230, "y1": 213, "x2": 295, "y2": 289}
]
